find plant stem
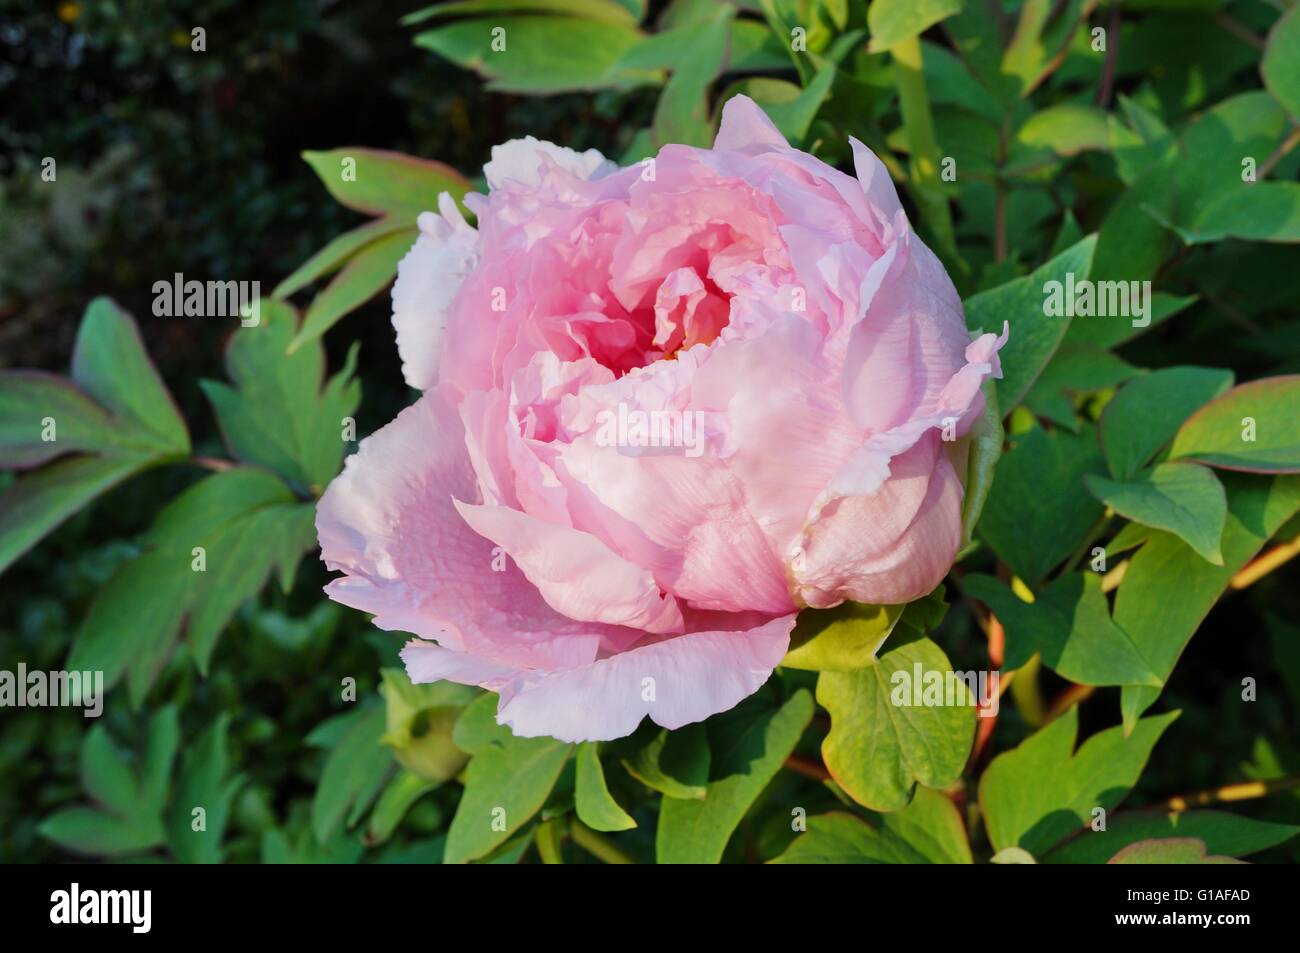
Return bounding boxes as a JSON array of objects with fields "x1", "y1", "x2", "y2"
[
  {"x1": 1100, "y1": 558, "x2": 1129, "y2": 593},
  {"x1": 1096, "y1": 6, "x2": 1120, "y2": 107},
  {"x1": 891, "y1": 36, "x2": 959, "y2": 268},
  {"x1": 784, "y1": 753, "x2": 831, "y2": 781},
  {"x1": 1230, "y1": 532, "x2": 1300, "y2": 590},
  {"x1": 1259, "y1": 126, "x2": 1300, "y2": 181},
  {"x1": 1157, "y1": 775, "x2": 1300, "y2": 812},
  {"x1": 1010, "y1": 654, "x2": 1046, "y2": 727},
  {"x1": 535, "y1": 818, "x2": 565, "y2": 864},
  {"x1": 568, "y1": 820, "x2": 636, "y2": 864},
  {"x1": 192, "y1": 455, "x2": 234, "y2": 472},
  {"x1": 1214, "y1": 11, "x2": 1267, "y2": 51}
]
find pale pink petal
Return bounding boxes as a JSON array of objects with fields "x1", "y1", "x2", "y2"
[
  {"x1": 496, "y1": 613, "x2": 797, "y2": 742},
  {"x1": 392, "y1": 194, "x2": 478, "y2": 390},
  {"x1": 484, "y1": 136, "x2": 618, "y2": 190},
  {"x1": 714, "y1": 94, "x2": 789, "y2": 151},
  {"x1": 850, "y1": 136, "x2": 905, "y2": 234},
  {"x1": 317, "y1": 387, "x2": 617, "y2": 669},
  {"x1": 452, "y1": 499, "x2": 685, "y2": 635},
  {"x1": 794, "y1": 436, "x2": 963, "y2": 607},
  {"x1": 842, "y1": 230, "x2": 970, "y2": 433}
]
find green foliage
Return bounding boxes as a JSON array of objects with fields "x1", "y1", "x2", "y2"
[
  {"x1": 39, "y1": 706, "x2": 241, "y2": 862},
  {"x1": 0, "y1": 298, "x2": 190, "y2": 574},
  {"x1": 656, "y1": 689, "x2": 813, "y2": 863},
  {"x1": 980, "y1": 707, "x2": 1179, "y2": 858},
  {"x1": 8, "y1": 0, "x2": 1300, "y2": 867},
  {"x1": 770, "y1": 788, "x2": 972, "y2": 863},
  {"x1": 817, "y1": 630, "x2": 973, "y2": 812}
]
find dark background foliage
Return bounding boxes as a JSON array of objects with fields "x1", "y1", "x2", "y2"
[{"x1": 3, "y1": 0, "x2": 1299, "y2": 864}]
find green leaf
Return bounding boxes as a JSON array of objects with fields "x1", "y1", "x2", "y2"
[
  {"x1": 1022, "y1": 346, "x2": 1140, "y2": 430},
  {"x1": 301, "y1": 148, "x2": 471, "y2": 220},
  {"x1": 650, "y1": 8, "x2": 732, "y2": 148},
  {"x1": 962, "y1": 573, "x2": 1161, "y2": 687},
  {"x1": 782, "y1": 601, "x2": 904, "y2": 672},
  {"x1": 1000, "y1": 0, "x2": 1090, "y2": 95},
  {"x1": 444, "y1": 734, "x2": 571, "y2": 863},
  {"x1": 0, "y1": 454, "x2": 152, "y2": 577},
  {"x1": 960, "y1": 381, "x2": 1002, "y2": 546},
  {"x1": 1151, "y1": 92, "x2": 1297, "y2": 244},
  {"x1": 70, "y1": 298, "x2": 189, "y2": 457},
  {"x1": 141, "y1": 705, "x2": 180, "y2": 812},
  {"x1": 366, "y1": 770, "x2": 438, "y2": 846},
  {"x1": 0, "y1": 371, "x2": 117, "y2": 467},
  {"x1": 201, "y1": 300, "x2": 361, "y2": 492},
  {"x1": 1011, "y1": 104, "x2": 1111, "y2": 164},
  {"x1": 68, "y1": 467, "x2": 318, "y2": 695},
  {"x1": 1116, "y1": 474, "x2": 1300, "y2": 728},
  {"x1": 167, "y1": 714, "x2": 241, "y2": 864},
  {"x1": 403, "y1": 0, "x2": 639, "y2": 29},
  {"x1": 867, "y1": 0, "x2": 961, "y2": 53},
  {"x1": 1108, "y1": 837, "x2": 1243, "y2": 864},
  {"x1": 452, "y1": 692, "x2": 513, "y2": 755},
  {"x1": 1045, "y1": 809, "x2": 1300, "y2": 864},
  {"x1": 1262, "y1": 6, "x2": 1300, "y2": 122},
  {"x1": 921, "y1": 39, "x2": 1005, "y2": 124},
  {"x1": 81, "y1": 724, "x2": 142, "y2": 818},
  {"x1": 414, "y1": 17, "x2": 652, "y2": 94},
  {"x1": 1063, "y1": 293, "x2": 1194, "y2": 351},
  {"x1": 1160, "y1": 183, "x2": 1300, "y2": 245},
  {"x1": 656, "y1": 689, "x2": 813, "y2": 863},
  {"x1": 273, "y1": 216, "x2": 414, "y2": 300},
  {"x1": 574, "y1": 743, "x2": 636, "y2": 832},
  {"x1": 729, "y1": 19, "x2": 792, "y2": 72},
  {"x1": 770, "y1": 787, "x2": 972, "y2": 864},
  {"x1": 310, "y1": 702, "x2": 392, "y2": 845},
  {"x1": 38, "y1": 807, "x2": 164, "y2": 858},
  {"x1": 964, "y1": 235, "x2": 1097, "y2": 411},
  {"x1": 621, "y1": 723, "x2": 710, "y2": 799},
  {"x1": 293, "y1": 229, "x2": 417, "y2": 353},
  {"x1": 1086, "y1": 463, "x2": 1227, "y2": 565},
  {"x1": 1168, "y1": 376, "x2": 1300, "y2": 473},
  {"x1": 977, "y1": 421, "x2": 1106, "y2": 587},
  {"x1": 979, "y1": 707, "x2": 1179, "y2": 856},
  {"x1": 0, "y1": 299, "x2": 190, "y2": 576},
  {"x1": 817, "y1": 632, "x2": 973, "y2": 812},
  {"x1": 1099, "y1": 366, "x2": 1235, "y2": 479}
]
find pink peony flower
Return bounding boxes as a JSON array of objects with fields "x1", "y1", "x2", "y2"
[{"x1": 316, "y1": 97, "x2": 1006, "y2": 743}]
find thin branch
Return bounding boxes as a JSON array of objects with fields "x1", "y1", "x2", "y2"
[
  {"x1": 1231, "y1": 532, "x2": 1300, "y2": 590},
  {"x1": 1096, "y1": 6, "x2": 1120, "y2": 107},
  {"x1": 192, "y1": 455, "x2": 234, "y2": 472},
  {"x1": 1259, "y1": 126, "x2": 1300, "y2": 181},
  {"x1": 568, "y1": 820, "x2": 635, "y2": 864},
  {"x1": 1214, "y1": 11, "x2": 1267, "y2": 51},
  {"x1": 1157, "y1": 775, "x2": 1300, "y2": 812},
  {"x1": 784, "y1": 753, "x2": 831, "y2": 782}
]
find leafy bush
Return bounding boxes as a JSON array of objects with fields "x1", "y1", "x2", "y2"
[{"x1": 3, "y1": 0, "x2": 1300, "y2": 865}]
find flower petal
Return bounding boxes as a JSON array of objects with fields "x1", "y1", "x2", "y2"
[
  {"x1": 794, "y1": 435, "x2": 963, "y2": 607},
  {"x1": 317, "y1": 386, "x2": 613, "y2": 670},
  {"x1": 453, "y1": 499, "x2": 685, "y2": 634},
  {"x1": 392, "y1": 194, "x2": 478, "y2": 390},
  {"x1": 484, "y1": 135, "x2": 617, "y2": 190},
  {"x1": 496, "y1": 613, "x2": 796, "y2": 742},
  {"x1": 714, "y1": 94, "x2": 789, "y2": 152}
]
